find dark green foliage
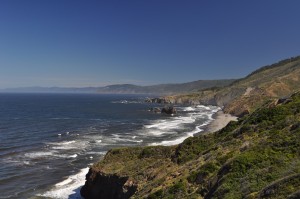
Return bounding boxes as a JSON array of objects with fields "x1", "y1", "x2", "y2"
[
  {"x1": 248, "y1": 106, "x2": 290, "y2": 126},
  {"x1": 218, "y1": 120, "x2": 240, "y2": 134},
  {"x1": 148, "y1": 181, "x2": 188, "y2": 199},
  {"x1": 138, "y1": 146, "x2": 174, "y2": 159},
  {"x1": 173, "y1": 135, "x2": 216, "y2": 164},
  {"x1": 188, "y1": 162, "x2": 220, "y2": 184},
  {"x1": 168, "y1": 181, "x2": 187, "y2": 194},
  {"x1": 147, "y1": 189, "x2": 164, "y2": 199}
]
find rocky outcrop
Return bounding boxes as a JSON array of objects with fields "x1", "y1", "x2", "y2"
[
  {"x1": 149, "y1": 107, "x2": 161, "y2": 113},
  {"x1": 161, "y1": 106, "x2": 177, "y2": 114},
  {"x1": 145, "y1": 97, "x2": 171, "y2": 104},
  {"x1": 80, "y1": 168, "x2": 137, "y2": 199}
]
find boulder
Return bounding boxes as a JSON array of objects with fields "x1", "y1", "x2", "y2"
[
  {"x1": 149, "y1": 107, "x2": 161, "y2": 113},
  {"x1": 161, "y1": 107, "x2": 177, "y2": 114}
]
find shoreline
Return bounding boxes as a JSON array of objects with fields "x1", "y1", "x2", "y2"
[
  {"x1": 39, "y1": 106, "x2": 234, "y2": 198},
  {"x1": 202, "y1": 110, "x2": 238, "y2": 134}
]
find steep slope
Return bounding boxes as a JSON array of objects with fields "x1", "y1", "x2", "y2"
[
  {"x1": 162, "y1": 56, "x2": 300, "y2": 116},
  {"x1": 81, "y1": 92, "x2": 300, "y2": 199}
]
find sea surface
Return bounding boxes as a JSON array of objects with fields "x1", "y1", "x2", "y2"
[{"x1": 0, "y1": 93, "x2": 220, "y2": 199}]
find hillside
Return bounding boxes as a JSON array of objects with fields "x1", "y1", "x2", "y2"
[
  {"x1": 96, "y1": 79, "x2": 235, "y2": 94},
  {"x1": 81, "y1": 92, "x2": 300, "y2": 199},
  {"x1": 162, "y1": 56, "x2": 300, "y2": 116}
]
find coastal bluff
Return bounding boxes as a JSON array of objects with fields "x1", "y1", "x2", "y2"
[
  {"x1": 81, "y1": 92, "x2": 300, "y2": 198},
  {"x1": 81, "y1": 57, "x2": 300, "y2": 198}
]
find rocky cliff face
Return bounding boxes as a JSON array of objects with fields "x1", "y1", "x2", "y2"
[{"x1": 80, "y1": 168, "x2": 137, "y2": 199}]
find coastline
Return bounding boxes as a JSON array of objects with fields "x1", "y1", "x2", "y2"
[{"x1": 202, "y1": 110, "x2": 238, "y2": 134}]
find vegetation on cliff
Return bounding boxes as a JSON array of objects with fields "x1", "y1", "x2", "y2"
[
  {"x1": 162, "y1": 56, "x2": 300, "y2": 117},
  {"x1": 82, "y1": 92, "x2": 300, "y2": 199}
]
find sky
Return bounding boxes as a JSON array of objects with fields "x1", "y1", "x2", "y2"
[{"x1": 0, "y1": 0, "x2": 300, "y2": 88}]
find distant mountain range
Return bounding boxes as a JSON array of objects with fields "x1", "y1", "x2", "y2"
[{"x1": 0, "y1": 79, "x2": 236, "y2": 94}]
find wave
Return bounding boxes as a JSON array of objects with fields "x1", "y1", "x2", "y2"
[
  {"x1": 38, "y1": 167, "x2": 89, "y2": 199},
  {"x1": 24, "y1": 152, "x2": 55, "y2": 159},
  {"x1": 183, "y1": 107, "x2": 196, "y2": 111},
  {"x1": 111, "y1": 134, "x2": 143, "y2": 143},
  {"x1": 148, "y1": 105, "x2": 220, "y2": 146},
  {"x1": 150, "y1": 125, "x2": 204, "y2": 146},
  {"x1": 49, "y1": 140, "x2": 88, "y2": 150}
]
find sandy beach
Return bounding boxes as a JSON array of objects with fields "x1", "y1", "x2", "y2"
[{"x1": 204, "y1": 111, "x2": 238, "y2": 134}]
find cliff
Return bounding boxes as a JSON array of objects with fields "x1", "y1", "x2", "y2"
[{"x1": 81, "y1": 92, "x2": 300, "y2": 199}]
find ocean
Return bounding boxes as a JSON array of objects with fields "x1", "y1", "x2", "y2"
[{"x1": 0, "y1": 93, "x2": 220, "y2": 199}]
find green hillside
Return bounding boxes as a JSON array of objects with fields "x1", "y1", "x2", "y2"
[{"x1": 81, "y1": 92, "x2": 300, "y2": 199}]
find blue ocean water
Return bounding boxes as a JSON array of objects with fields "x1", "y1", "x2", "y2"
[{"x1": 0, "y1": 93, "x2": 219, "y2": 199}]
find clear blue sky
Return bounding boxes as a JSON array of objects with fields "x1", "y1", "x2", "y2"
[{"x1": 0, "y1": 0, "x2": 300, "y2": 88}]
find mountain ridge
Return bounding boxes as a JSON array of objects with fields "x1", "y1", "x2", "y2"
[{"x1": 0, "y1": 79, "x2": 235, "y2": 94}]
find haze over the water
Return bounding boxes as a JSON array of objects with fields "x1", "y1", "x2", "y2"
[{"x1": 0, "y1": 0, "x2": 300, "y2": 88}]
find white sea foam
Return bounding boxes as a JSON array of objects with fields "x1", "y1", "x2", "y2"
[
  {"x1": 69, "y1": 154, "x2": 78, "y2": 158},
  {"x1": 23, "y1": 161, "x2": 30, "y2": 165},
  {"x1": 150, "y1": 126, "x2": 204, "y2": 146},
  {"x1": 50, "y1": 140, "x2": 87, "y2": 150},
  {"x1": 111, "y1": 134, "x2": 143, "y2": 143},
  {"x1": 24, "y1": 152, "x2": 55, "y2": 159},
  {"x1": 61, "y1": 140, "x2": 76, "y2": 145},
  {"x1": 144, "y1": 116, "x2": 195, "y2": 131},
  {"x1": 24, "y1": 151, "x2": 79, "y2": 160},
  {"x1": 183, "y1": 107, "x2": 196, "y2": 111},
  {"x1": 196, "y1": 105, "x2": 211, "y2": 110},
  {"x1": 38, "y1": 167, "x2": 89, "y2": 199},
  {"x1": 148, "y1": 104, "x2": 220, "y2": 146}
]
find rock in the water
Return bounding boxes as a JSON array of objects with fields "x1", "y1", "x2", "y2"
[
  {"x1": 149, "y1": 107, "x2": 161, "y2": 113},
  {"x1": 161, "y1": 106, "x2": 177, "y2": 114},
  {"x1": 145, "y1": 97, "x2": 171, "y2": 104}
]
